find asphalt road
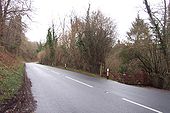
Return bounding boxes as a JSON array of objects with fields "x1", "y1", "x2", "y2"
[{"x1": 26, "y1": 63, "x2": 170, "y2": 113}]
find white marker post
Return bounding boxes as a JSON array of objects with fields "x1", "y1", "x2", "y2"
[
  {"x1": 65, "y1": 64, "x2": 67, "y2": 69},
  {"x1": 106, "y1": 68, "x2": 109, "y2": 79}
]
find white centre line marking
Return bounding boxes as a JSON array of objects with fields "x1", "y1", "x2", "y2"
[
  {"x1": 65, "y1": 76, "x2": 93, "y2": 88},
  {"x1": 122, "y1": 98, "x2": 163, "y2": 113}
]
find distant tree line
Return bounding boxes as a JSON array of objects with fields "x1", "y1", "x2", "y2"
[
  {"x1": 39, "y1": 5, "x2": 117, "y2": 74},
  {"x1": 38, "y1": 1, "x2": 170, "y2": 89}
]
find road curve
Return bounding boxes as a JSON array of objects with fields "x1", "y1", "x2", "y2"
[{"x1": 26, "y1": 63, "x2": 170, "y2": 113}]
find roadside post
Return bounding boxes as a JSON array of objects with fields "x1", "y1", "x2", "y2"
[
  {"x1": 65, "y1": 64, "x2": 67, "y2": 69},
  {"x1": 106, "y1": 68, "x2": 109, "y2": 79},
  {"x1": 100, "y1": 63, "x2": 103, "y2": 77}
]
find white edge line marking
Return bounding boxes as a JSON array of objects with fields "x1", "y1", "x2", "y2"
[
  {"x1": 122, "y1": 98, "x2": 163, "y2": 113},
  {"x1": 65, "y1": 76, "x2": 93, "y2": 88}
]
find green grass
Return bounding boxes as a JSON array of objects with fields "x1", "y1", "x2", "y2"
[{"x1": 0, "y1": 64, "x2": 24, "y2": 102}]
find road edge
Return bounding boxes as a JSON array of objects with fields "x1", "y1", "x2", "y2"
[{"x1": 0, "y1": 64, "x2": 37, "y2": 113}]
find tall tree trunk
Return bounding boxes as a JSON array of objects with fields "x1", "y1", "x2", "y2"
[{"x1": 0, "y1": 0, "x2": 3, "y2": 45}]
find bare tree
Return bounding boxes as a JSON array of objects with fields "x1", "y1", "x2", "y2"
[
  {"x1": 143, "y1": 0, "x2": 170, "y2": 88},
  {"x1": 0, "y1": 0, "x2": 32, "y2": 48},
  {"x1": 77, "y1": 5, "x2": 117, "y2": 73}
]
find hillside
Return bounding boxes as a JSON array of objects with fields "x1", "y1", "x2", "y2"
[{"x1": 0, "y1": 48, "x2": 36, "y2": 112}]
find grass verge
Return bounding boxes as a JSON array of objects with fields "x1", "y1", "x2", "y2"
[{"x1": 0, "y1": 63, "x2": 24, "y2": 102}]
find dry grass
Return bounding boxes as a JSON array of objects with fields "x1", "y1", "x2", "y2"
[{"x1": 0, "y1": 51, "x2": 24, "y2": 102}]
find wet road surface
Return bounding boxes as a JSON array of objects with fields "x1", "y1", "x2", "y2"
[{"x1": 26, "y1": 63, "x2": 170, "y2": 113}]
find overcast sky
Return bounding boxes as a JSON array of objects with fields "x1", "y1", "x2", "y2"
[{"x1": 25, "y1": 0, "x2": 164, "y2": 42}]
